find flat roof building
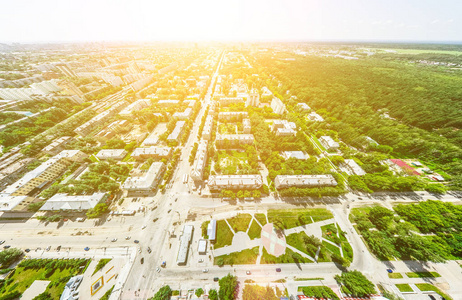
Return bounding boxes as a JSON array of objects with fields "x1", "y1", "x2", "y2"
[
  {"x1": 157, "y1": 99, "x2": 180, "y2": 107},
  {"x1": 308, "y1": 112, "x2": 324, "y2": 122},
  {"x1": 274, "y1": 174, "x2": 337, "y2": 189},
  {"x1": 42, "y1": 136, "x2": 73, "y2": 156},
  {"x1": 131, "y1": 147, "x2": 171, "y2": 160},
  {"x1": 207, "y1": 219, "x2": 217, "y2": 241},
  {"x1": 319, "y1": 136, "x2": 339, "y2": 151},
  {"x1": 202, "y1": 115, "x2": 214, "y2": 140},
  {"x1": 282, "y1": 151, "x2": 308, "y2": 160},
  {"x1": 297, "y1": 103, "x2": 311, "y2": 111},
  {"x1": 190, "y1": 140, "x2": 208, "y2": 181},
  {"x1": 167, "y1": 121, "x2": 186, "y2": 142},
  {"x1": 3, "y1": 150, "x2": 87, "y2": 197},
  {"x1": 122, "y1": 162, "x2": 165, "y2": 195},
  {"x1": 208, "y1": 175, "x2": 263, "y2": 190},
  {"x1": 173, "y1": 107, "x2": 193, "y2": 120},
  {"x1": 177, "y1": 225, "x2": 194, "y2": 265},
  {"x1": 218, "y1": 111, "x2": 248, "y2": 121},
  {"x1": 343, "y1": 159, "x2": 366, "y2": 176},
  {"x1": 40, "y1": 193, "x2": 106, "y2": 211},
  {"x1": 119, "y1": 99, "x2": 151, "y2": 116},
  {"x1": 218, "y1": 97, "x2": 245, "y2": 107},
  {"x1": 271, "y1": 97, "x2": 287, "y2": 115},
  {"x1": 96, "y1": 149, "x2": 127, "y2": 161},
  {"x1": 242, "y1": 118, "x2": 251, "y2": 134},
  {"x1": 215, "y1": 134, "x2": 254, "y2": 148},
  {"x1": 198, "y1": 239, "x2": 207, "y2": 255}
]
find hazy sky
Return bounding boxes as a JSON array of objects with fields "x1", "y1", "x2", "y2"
[{"x1": 0, "y1": 0, "x2": 460, "y2": 43}]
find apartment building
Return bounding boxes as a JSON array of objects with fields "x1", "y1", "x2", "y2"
[
  {"x1": 131, "y1": 147, "x2": 171, "y2": 160},
  {"x1": 274, "y1": 174, "x2": 337, "y2": 189},
  {"x1": 319, "y1": 136, "x2": 339, "y2": 151},
  {"x1": 190, "y1": 140, "x2": 208, "y2": 181},
  {"x1": 208, "y1": 175, "x2": 263, "y2": 190},
  {"x1": 218, "y1": 111, "x2": 248, "y2": 121},
  {"x1": 167, "y1": 121, "x2": 186, "y2": 142},
  {"x1": 215, "y1": 134, "x2": 254, "y2": 148},
  {"x1": 122, "y1": 162, "x2": 165, "y2": 195}
]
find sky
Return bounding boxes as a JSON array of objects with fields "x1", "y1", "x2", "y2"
[{"x1": 0, "y1": 0, "x2": 460, "y2": 43}]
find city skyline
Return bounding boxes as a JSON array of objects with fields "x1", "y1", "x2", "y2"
[{"x1": 0, "y1": 0, "x2": 461, "y2": 43}]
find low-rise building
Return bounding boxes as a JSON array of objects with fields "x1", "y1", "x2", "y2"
[
  {"x1": 122, "y1": 162, "x2": 165, "y2": 195},
  {"x1": 0, "y1": 194, "x2": 34, "y2": 211},
  {"x1": 131, "y1": 147, "x2": 171, "y2": 160},
  {"x1": 308, "y1": 112, "x2": 324, "y2": 122},
  {"x1": 282, "y1": 151, "x2": 308, "y2": 160},
  {"x1": 208, "y1": 175, "x2": 263, "y2": 190},
  {"x1": 319, "y1": 136, "x2": 339, "y2": 151},
  {"x1": 40, "y1": 192, "x2": 106, "y2": 211},
  {"x1": 207, "y1": 219, "x2": 217, "y2": 241},
  {"x1": 177, "y1": 225, "x2": 194, "y2": 265},
  {"x1": 190, "y1": 140, "x2": 208, "y2": 181},
  {"x1": 173, "y1": 107, "x2": 193, "y2": 120},
  {"x1": 198, "y1": 239, "x2": 207, "y2": 255},
  {"x1": 218, "y1": 111, "x2": 248, "y2": 121},
  {"x1": 274, "y1": 174, "x2": 337, "y2": 189},
  {"x1": 272, "y1": 120, "x2": 297, "y2": 136},
  {"x1": 297, "y1": 103, "x2": 311, "y2": 111},
  {"x1": 343, "y1": 159, "x2": 366, "y2": 176},
  {"x1": 118, "y1": 99, "x2": 151, "y2": 116},
  {"x1": 96, "y1": 149, "x2": 127, "y2": 161},
  {"x1": 167, "y1": 121, "x2": 186, "y2": 142},
  {"x1": 157, "y1": 99, "x2": 180, "y2": 107},
  {"x1": 218, "y1": 97, "x2": 245, "y2": 107},
  {"x1": 242, "y1": 118, "x2": 251, "y2": 134},
  {"x1": 202, "y1": 115, "x2": 214, "y2": 140},
  {"x1": 74, "y1": 101, "x2": 128, "y2": 136},
  {"x1": 215, "y1": 134, "x2": 254, "y2": 148},
  {"x1": 42, "y1": 136, "x2": 73, "y2": 155},
  {"x1": 2, "y1": 150, "x2": 87, "y2": 196}
]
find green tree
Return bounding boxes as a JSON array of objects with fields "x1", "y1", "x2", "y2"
[
  {"x1": 219, "y1": 274, "x2": 238, "y2": 300},
  {"x1": 334, "y1": 270, "x2": 376, "y2": 297},
  {"x1": 152, "y1": 285, "x2": 172, "y2": 300},
  {"x1": 0, "y1": 248, "x2": 23, "y2": 267},
  {"x1": 195, "y1": 288, "x2": 204, "y2": 297},
  {"x1": 209, "y1": 289, "x2": 218, "y2": 300},
  {"x1": 86, "y1": 203, "x2": 109, "y2": 219}
]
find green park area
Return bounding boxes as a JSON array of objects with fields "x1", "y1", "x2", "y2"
[
  {"x1": 268, "y1": 208, "x2": 333, "y2": 230},
  {"x1": 350, "y1": 201, "x2": 462, "y2": 262},
  {"x1": 0, "y1": 258, "x2": 89, "y2": 300}
]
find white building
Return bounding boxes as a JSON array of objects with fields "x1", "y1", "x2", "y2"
[
  {"x1": 42, "y1": 136, "x2": 73, "y2": 155},
  {"x1": 282, "y1": 151, "x2": 308, "y2": 160},
  {"x1": 215, "y1": 134, "x2": 254, "y2": 148},
  {"x1": 208, "y1": 175, "x2": 263, "y2": 190},
  {"x1": 343, "y1": 159, "x2": 366, "y2": 176},
  {"x1": 246, "y1": 88, "x2": 260, "y2": 107},
  {"x1": 297, "y1": 103, "x2": 311, "y2": 111},
  {"x1": 157, "y1": 100, "x2": 180, "y2": 107},
  {"x1": 167, "y1": 121, "x2": 186, "y2": 142},
  {"x1": 218, "y1": 111, "x2": 248, "y2": 121},
  {"x1": 319, "y1": 136, "x2": 339, "y2": 151},
  {"x1": 202, "y1": 115, "x2": 214, "y2": 140},
  {"x1": 177, "y1": 225, "x2": 194, "y2": 265},
  {"x1": 40, "y1": 193, "x2": 106, "y2": 211},
  {"x1": 96, "y1": 149, "x2": 128, "y2": 161},
  {"x1": 274, "y1": 174, "x2": 337, "y2": 189},
  {"x1": 308, "y1": 112, "x2": 324, "y2": 122},
  {"x1": 119, "y1": 99, "x2": 151, "y2": 116},
  {"x1": 173, "y1": 107, "x2": 193, "y2": 120},
  {"x1": 207, "y1": 219, "x2": 217, "y2": 241},
  {"x1": 271, "y1": 97, "x2": 286, "y2": 115},
  {"x1": 131, "y1": 147, "x2": 171, "y2": 160},
  {"x1": 190, "y1": 140, "x2": 208, "y2": 181},
  {"x1": 243, "y1": 118, "x2": 251, "y2": 134},
  {"x1": 218, "y1": 97, "x2": 245, "y2": 107},
  {"x1": 272, "y1": 120, "x2": 297, "y2": 136},
  {"x1": 122, "y1": 162, "x2": 165, "y2": 195}
]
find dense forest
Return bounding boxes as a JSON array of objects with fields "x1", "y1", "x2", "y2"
[{"x1": 253, "y1": 53, "x2": 462, "y2": 188}]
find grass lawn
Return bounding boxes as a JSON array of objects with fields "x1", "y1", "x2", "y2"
[
  {"x1": 0, "y1": 259, "x2": 88, "y2": 299},
  {"x1": 405, "y1": 271, "x2": 441, "y2": 278},
  {"x1": 92, "y1": 258, "x2": 112, "y2": 275},
  {"x1": 217, "y1": 150, "x2": 251, "y2": 174},
  {"x1": 214, "y1": 247, "x2": 259, "y2": 265},
  {"x1": 268, "y1": 208, "x2": 332, "y2": 230},
  {"x1": 99, "y1": 285, "x2": 114, "y2": 300},
  {"x1": 255, "y1": 213, "x2": 267, "y2": 226},
  {"x1": 248, "y1": 220, "x2": 262, "y2": 240},
  {"x1": 260, "y1": 247, "x2": 312, "y2": 264},
  {"x1": 415, "y1": 283, "x2": 452, "y2": 300},
  {"x1": 227, "y1": 213, "x2": 252, "y2": 232},
  {"x1": 311, "y1": 135, "x2": 326, "y2": 152},
  {"x1": 214, "y1": 220, "x2": 234, "y2": 249},
  {"x1": 322, "y1": 241, "x2": 341, "y2": 257},
  {"x1": 395, "y1": 284, "x2": 413, "y2": 293},
  {"x1": 321, "y1": 223, "x2": 338, "y2": 243},
  {"x1": 286, "y1": 232, "x2": 318, "y2": 257},
  {"x1": 388, "y1": 273, "x2": 403, "y2": 279}
]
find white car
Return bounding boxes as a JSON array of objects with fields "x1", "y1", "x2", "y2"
[
  {"x1": 156, "y1": 267, "x2": 161, "y2": 273},
  {"x1": 202, "y1": 269, "x2": 209, "y2": 273},
  {"x1": 111, "y1": 238, "x2": 117, "y2": 242},
  {"x1": 125, "y1": 236, "x2": 131, "y2": 240},
  {"x1": 198, "y1": 259, "x2": 204, "y2": 263},
  {"x1": 141, "y1": 225, "x2": 147, "y2": 229}
]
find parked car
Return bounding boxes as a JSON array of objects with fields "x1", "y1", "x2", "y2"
[
  {"x1": 57, "y1": 245, "x2": 62, "y2": 251},
  {"x1": 246, "y1": 271, "x2": 251, "y2": 275},
  {"x1": 213, "y1": 277, "x2": 219, "y2": 282},
  {"x1": 156, "y1": 267, "x2": 161, "y2": 273},
  {"x1": 3, "y1": 245, "x2": 10, "y2": 249},
  {"x1": 386, "y1": 269, "x2": 393, "y2": 273},
  {"x1": 125, "y1": 236, "x2": 131, "y2": 240},
  {"x1": 46, "y1": 246, "x2": 51, "y2": 251},
  {"x1": 140, "y1": 257, "x2": 144, "y2": 264},
  {"x1": 134, "y1": 240, "x2": 140, "y2": 243},
  {"x1": 84, "y1": 247, "x2": 90, "y2": 251},
  {"x1": 202, "y1": 269, "x2": 209, "y2": 273},
  {"x1": 25, "y1": 249, "x2": 30, "y2": 253},
  {"x1": 276, "y1": 268, "x2": 281, "y2": 272},
  {"x1": 111, "y1": 238, "x2": 118, "y2": 242},
  {"x1": 0, "y1": 240, "x2": 5, "y2": 245},
  {"x1": 147, "y1": 247, "x2": 152, "y2": 254}
]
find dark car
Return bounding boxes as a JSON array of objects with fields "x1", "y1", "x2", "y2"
[
  {"x1": 134, "y1": 240, "x2": 140, "y2": 243},
  {"x1": 213, "y1": 277, "x2": 219, "y2": 282},
  {"x1": 57, "y1": 245, "x2": 62, "y2": 251},
  {"x1": 25, "y1": 249, "x2": 30, "y2": 253},
  {"x1": 147, "y1": 247, "x2": 152, "y2": 254},
  {"x1": 84, "y1": 247, "x2": 90, "y2": 251},
  {"x1": 140, "y1": 257, "x2": 144, "y2": 264},
  {"x1": 3, "y1": 245, "x2": 10, "y2": 249},
  {"x1": 276, "y1": 268, "x2": 281, "y2": 272},
  {"x1": 386, "y1": 269, "x2": 393, "y2": 273}
]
